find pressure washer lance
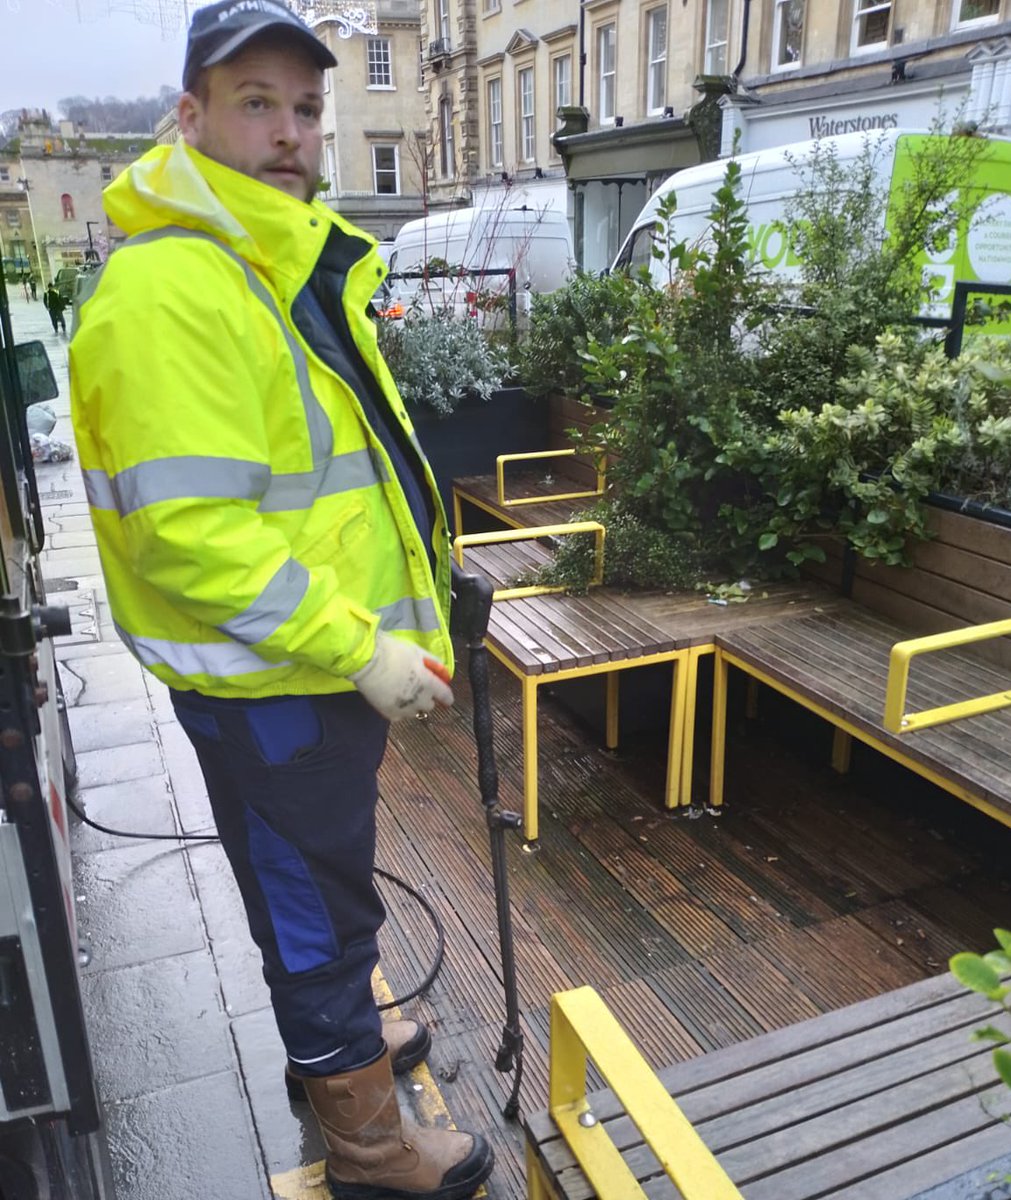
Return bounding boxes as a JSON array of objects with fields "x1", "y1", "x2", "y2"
[{"x1": 451, "y1": 564, "x2": 525, "y2": 1121}]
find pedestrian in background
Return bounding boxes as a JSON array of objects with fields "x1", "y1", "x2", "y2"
[
  {"x1": 69, "y1": 4, "x2": 493, "y2": 1200},
  {"x1": 28, "y1": 273, "x2": 37, "y2": 301},
  {"x1": 43, "y1": 284, "x2": 66, "y2": 335}
]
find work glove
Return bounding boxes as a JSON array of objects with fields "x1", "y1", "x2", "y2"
[{"x1": 349, "y1": 632, "x2": 454, "y2": 721}]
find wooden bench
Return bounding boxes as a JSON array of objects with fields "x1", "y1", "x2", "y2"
[
  {"x1": 457, "y1": 529, "x2": 841, "y2": 842},
  {"x1": 525, "y1": 973, "x2": 1010, "y2": 1199},
  {"x1": 709, "y1": 603, "x2": 1011, "y2": 831},
  {"x1": 452, "y1": 448, "x2": 605, "y2": 538}
]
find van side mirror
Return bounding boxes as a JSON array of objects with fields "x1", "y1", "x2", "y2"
[{"x1": 14, "y1": 341, "x2": 59, "y2": 406}]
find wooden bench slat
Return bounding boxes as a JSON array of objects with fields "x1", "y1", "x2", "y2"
[{"x1": 820, "y1": 1121, "x2": 1011, "y2": 1199}]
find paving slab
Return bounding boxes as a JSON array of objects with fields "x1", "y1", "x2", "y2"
[
  {"x1": 158, "y1": 719, "x2": 212, "y2": 833},
  {"x1": 63, "y1": 651, "x2": 149, "y2": 705},
  {"x1": 81, "y1": 949, "x2": 233, "y2": 1103},
  {"x1": 72, "y1": 775, "x2": 178, "y2": 855},
  {"x1": 186, "y1": 842, "x2": 270, "y2": 1017},
  {"x1": 76, "y1": 740, "x2": 164, "y2": 790},
  {"x1": 230, "y1": 1007, "x2": 319, "y2": 1178},
  {"x1": 103, "y1": 1072, "x2": 271, "y2": 1200},
  {"x1": 67, "y1": 697, "x2": 155, "y2": 752},
  {"x1": 76, "y1": 839, "x2": 205, "y2": 973},
  {"x1": 146, "y1": 676, "x2": 176, "y2": 725}
]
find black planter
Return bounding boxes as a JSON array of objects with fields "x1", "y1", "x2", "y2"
[{"x1": 410, "y1": 386, "x2": 550, "y2": 528}]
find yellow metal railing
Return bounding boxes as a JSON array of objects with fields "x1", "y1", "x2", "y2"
[
  {"x1": 496, "y1": 449, "x2": 606, "y2": 509},
  {"x1": 528, "y1": 987, "x2": 742, "y2": 1200},
  {"x1": 883, "y1": 618, "x2": 1011, "y2": 734},
  {"x1": 453, "y1": 522, "x2": 605, "y2": 601}
]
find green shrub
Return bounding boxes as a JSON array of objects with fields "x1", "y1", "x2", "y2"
[
  {"x1": 528, "y1": 499, "x2": 705, "y2": 593},
  {"x1": 517, "y1": 270, "x2": 641, "y2": 398},
  {"x1": 376, "y1": 310, "x2": 512, "y2": 416},
  {"x1": 720, "y1": 332, "x2": 1011, "y2": 566}
]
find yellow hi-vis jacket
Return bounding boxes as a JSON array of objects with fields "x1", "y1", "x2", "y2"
[{"x1": 70, "y1": 141, "x2": 452, "y2": 699}]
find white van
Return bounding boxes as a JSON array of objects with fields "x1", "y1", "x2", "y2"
[
  {"x1": 613, "y1": 130, "x2": 1011, "y2": 321},
  {"x1": 384, "y1": 205, "x2": 574, "y2": 323}
]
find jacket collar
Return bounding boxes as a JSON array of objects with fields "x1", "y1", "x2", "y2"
[{"x1": 104, "y1": 140, "x2": 374, "y2": 296}]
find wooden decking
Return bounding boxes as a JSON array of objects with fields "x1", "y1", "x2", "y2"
[{"x1": 374, "y1": 649, "x2": 1011, "y2": 1199}]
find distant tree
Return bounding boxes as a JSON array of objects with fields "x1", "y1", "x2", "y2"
[
  {"x1": 57, "y1": 87, "x2": 180, "y2": 135},
  {"x1": 0, "y1": 109, "x2": 21, "y2": 147}
]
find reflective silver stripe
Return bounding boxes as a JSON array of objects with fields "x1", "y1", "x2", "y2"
[
  {"x1": 377, "y1": 596, "x2": 440, "y2": 634},
  {"x1": 218, "y1": 558, "x2": 309, "y2": 645},
  {"x1": 260, "y1": 448, "x2": 387, "y2": 513},
  {"x1": 116, "y1": 622, "x2": 289, "y2": 677},
  {"x1": 101, "y1": 456, "x2": 271, "y2": 516},
  {"x1": 125, "y1": 226, "x2": 333, "y2": 465},
  {"x1": 82, "y1": 468, "x2": 118, "y2": 511}
]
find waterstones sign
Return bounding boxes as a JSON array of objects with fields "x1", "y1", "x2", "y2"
[{"x1": 808, "y1": 111, "x2": 900, "y2": 138}]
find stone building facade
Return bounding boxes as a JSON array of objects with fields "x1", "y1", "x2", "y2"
[
  {"x1": 0, "y1": 111, "x2": 151, "y2": 284},
  {"x1": 316, "y1": 0, "x2": 432, "y2": 238},
  {"x1": 413, "y1": 0, "x2": 1011, "y2": 270}
]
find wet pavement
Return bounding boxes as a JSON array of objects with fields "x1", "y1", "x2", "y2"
[{"x1": 9, "y1": 295, "x2": 463, "y2": 1200}]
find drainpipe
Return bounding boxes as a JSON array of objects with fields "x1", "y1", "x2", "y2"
[
  {"x1": 578, "y1": 0, "x2": 586, "y2": 107},
  {"x1": 732, "y1": 0, "x2": 752, "y2": 82}
]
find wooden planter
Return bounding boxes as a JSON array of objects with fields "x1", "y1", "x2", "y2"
[
  {"x1": 410, "y1": 386, "x2": 549, "y2": 527},
  {"x1": 804, "y1": 501, "x2": 1011, "y2": 667}
]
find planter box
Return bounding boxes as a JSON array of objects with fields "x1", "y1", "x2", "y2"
[
  {"x1": 411, "y1": 386, "x2": 549, "y2": 528},
  {"x1": 803, "y1": 501, "x2": 1011, "y2": 667}
]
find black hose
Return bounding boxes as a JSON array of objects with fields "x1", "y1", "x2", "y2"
[{"x1": 63, "y1": 790, "x2": 446, "y2": 1011}]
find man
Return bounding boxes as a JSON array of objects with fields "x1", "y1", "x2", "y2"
[
  {"x1": 69, "y1": 4, "x2": 494, "y2": 1199},
  {"x1": 43, "y1": 282, "x2": 67, "y2": 334}
]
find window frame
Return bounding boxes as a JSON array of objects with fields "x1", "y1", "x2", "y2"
[
  {"x1": 553, "y1": 52, "x2": 572, "y2": 129},
  {"x1": 367, "y1": 37, "x2": 394, "y2": 88},
  {"x1": 518, "y1": 65, "x2": 536, "y2": 162},
  {"x1": 439, "y1": 95, "x2": 455, "y2": 177},
  {"x1": 771, "y1": 0, "x2": 804, "y2": 71},
  {"x1": 5, "y1": 210, "x2": 21, "y2": 228},
  {"x1": 597, "y1": 22, "x2": 616, "y2": 125},
  {"x1": 100, "y1": 164, "x2": 113, "y2": 183},
  {"x1": 437, "y1": 0, "x2": 451, "y2": 46},
  {"x1": 483, "y1": 0, "x2": 501, "y2": 15},
  {"x1": 704, "y1": 0, "x2": 729, "y2": 75},
  {"x1": 487, "y1": 76, "x2": 504, "y2": 168},
  {"x1": 0, "y1": 167, "x2": 9, "y2": 182},
  {"x1": 324, "y1": 140, "x2": 337, "y2": 194},
  {"x1": 645, "y1": 6, "x2": 667, "y2": 115},
  {"x1": 851, "y1": 0, "x2": 891, "y2": 54},
  {"x1": 951, "y1": 0, "x2": 1000, "y2": 27},
  {"x1": 371, "y1": 144, "x2": 400, "y2": 195}
]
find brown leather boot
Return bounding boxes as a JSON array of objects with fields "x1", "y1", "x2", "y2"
[
  {"x1": 287, "y1": 1019, "x2": 432, "y2": 1102},
  {"x1": 302, "y1": 1049, "x2": 494, "y2": 1200}
]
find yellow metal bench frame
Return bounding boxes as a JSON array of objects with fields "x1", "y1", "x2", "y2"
[
  {"x1": 883, "y1": 617, "x2": 1011, "y2": 734},
  {"x1": 527, "y1": 986, "x2": 742, "y2": 1200},
  {"x1": 452, "y1": 525, "x2": 708, "y2": 842},
  {"x1": 452, "y1": 449, "x2": 606, "y2": 536}
]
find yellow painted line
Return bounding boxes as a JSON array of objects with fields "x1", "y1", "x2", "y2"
[
  {"x1": 269, "y1": 971, "x2": 487, "y2": 1199},
  {"x1": 270, "y1": 1162, "x2": 328, "y2": 1200}
]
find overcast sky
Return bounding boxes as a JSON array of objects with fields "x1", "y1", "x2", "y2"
[{"x1": 0, "y1": 1, "x2": 187, "y2": 118}]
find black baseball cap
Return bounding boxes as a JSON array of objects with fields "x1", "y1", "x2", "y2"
[{"x1": 183, "y1": 0, "x2": 337, "y2": 91}]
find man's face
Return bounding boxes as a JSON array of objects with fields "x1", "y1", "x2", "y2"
[{"x1": 178, "y1": 36, "x2": 324, "y2": 202}]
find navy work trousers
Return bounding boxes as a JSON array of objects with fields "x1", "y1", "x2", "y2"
[{"x1": 171, "y1": 688, "x2": 389, "y2": 1076}]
